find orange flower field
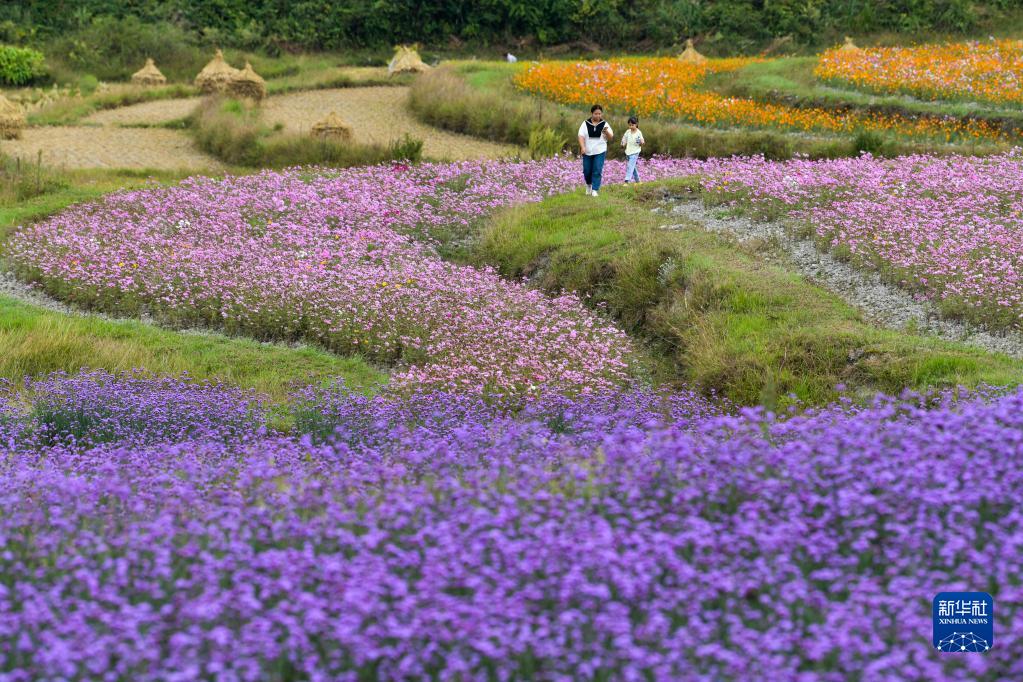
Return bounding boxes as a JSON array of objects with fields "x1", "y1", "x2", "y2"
[
  {"x1": 514, "y1": 57, "x2": 1006, "y2": 141},
  {"x1": 815, "y1": 39, "x2": 1023, "y2": 106}
]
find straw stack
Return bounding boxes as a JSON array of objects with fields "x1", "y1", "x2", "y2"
[
  {"x1": 0, "y1": 93, "x2": 26, "y2": 140},
  {"x1": 131, "y1": 58, "x2": 167, "y2": 87},
  {"x1": 388, "y1": 45, "x2": 431, "y2": 76},
  {"x1": 838, "y1": 36, "x2": 861, "y2": 53},
  {"x1": 311, "y1": 111, "x2": 354, "y2": 142},
  {"x1": 226, "y1": 61, "x2": 267, "y2": 102},
  {"x1": 678, "y1": 38, "x2": 707, "y2": 65},
  {"x1": 195, "y1": 49, "x2": 240, "y2": 94}
]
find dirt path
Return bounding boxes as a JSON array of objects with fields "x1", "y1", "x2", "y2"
[
  {"x1": 83, "y1": 98, "x2": 201, "y2": 126},
  {"x1": 2, "y1": 85, "x2": 521, "y2": 169},
  {"x1": 261, "y1": 87, "x2": 523, "y2": 160}
]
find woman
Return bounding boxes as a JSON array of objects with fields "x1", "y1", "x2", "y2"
[{"x1": 577, "y1": 104, "x2": 613, "y2": 197}]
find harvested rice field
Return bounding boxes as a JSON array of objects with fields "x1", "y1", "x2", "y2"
[
  {"x1": 0, "y1": 126, "x2": 222, "y2": 170},
  {"x1": 2, "y1": 86, "x2": 520, "y2": 168}
]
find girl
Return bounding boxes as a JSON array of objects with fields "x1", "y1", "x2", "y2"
[
  {"x1": 578, "y1": 104, "x2": 613, "y2": 197},
  {"x1": 621, "y1": 116, "x2": 644, "y2": 183}
]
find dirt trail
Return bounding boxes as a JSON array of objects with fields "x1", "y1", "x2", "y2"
[
  {"x1": 1, "y1": 85, "x2": 521, "y2": 169},
  {"x1": 83, "y1": 98, "x2": 201, "y2": 126},
  {"x1": 0, "y1": 126, "x2": 223, "y2": 171}
]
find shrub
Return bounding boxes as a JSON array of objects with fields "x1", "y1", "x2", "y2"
[
  {"x1": 528, "y1": 126, "x2": 568, "y2": 159},
  {"x1": 0, "y1": 44, "x2": 44, "y2": 85},
  {"x1": 852, "y1": 129, "x2": 890, "y2": 156},
  {"x1": 388, "y1": 133, "x2": 424, "y2": 162},
  {"x1": 77, "y1": 73, "x2": 98, "y2": 95},
  {"x1": 43, "y1": 16, "x2": 205, "y2": 83},
  {"x1": 2, "y1": 0, "x2": 1010, "y2": 52}
]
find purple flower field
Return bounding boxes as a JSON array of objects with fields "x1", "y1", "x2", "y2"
[
  {"x1": 0, "y1": 371, "x2": 265, "y2": 450},
  {"x1": 1, "y1": 372, "x2": 1021, "y2": 680}
]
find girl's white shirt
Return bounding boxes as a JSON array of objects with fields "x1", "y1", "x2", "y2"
[{"x1": 622, "y1": 129, "x2": 644, "y2": 155}]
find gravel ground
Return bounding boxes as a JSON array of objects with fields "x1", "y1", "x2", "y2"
[
  {"x1": 261, "y1": 86, "x2": 523, "y2": 160},
  {"x1": 1, "y1": 270, "x2": 168, "y2": 328},
  {"x1": 655, "y1": 195, "x2": 1023, "y2": 359},
  {"x1": 0, "y1": 271, "x2": 79, "y2": 316},
  {"x1": 0, "y1": 126, "x2": 223, "y2": 171}
]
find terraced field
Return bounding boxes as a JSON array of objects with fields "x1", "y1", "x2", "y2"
[{"x1": 1, "y1": 86, "x2": 520, "y2": 169}]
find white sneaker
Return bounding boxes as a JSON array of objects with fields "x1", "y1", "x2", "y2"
[
  {"x1": 585, "y1": 186, "x2": 592, "y2": 196},
  {"x1": 592, "y1": 191, "x2": 599, "y2": 197}
]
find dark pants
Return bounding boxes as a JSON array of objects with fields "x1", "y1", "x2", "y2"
[{"x1": 582, "y1": 152, "x2": 606, "y2": 191}]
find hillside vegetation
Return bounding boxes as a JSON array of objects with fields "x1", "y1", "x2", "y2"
[{"x1": 3, "y1": 1, "x2": 1022, "y2": 56}]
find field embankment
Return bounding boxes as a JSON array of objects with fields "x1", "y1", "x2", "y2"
[{"x1": 477, "y1": 184, "x2": 1023, "y2": 406}]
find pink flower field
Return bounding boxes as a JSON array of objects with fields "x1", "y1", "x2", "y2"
[
  {"x1": 699, "y1": 150, "x2": 1023, "y2": 329},
  {"x1": 13, "y1": 151, "x2": 1023, "y2": 399},
  {"x1": 7, "y1": 158, "x2": 703, "y2": 398}
]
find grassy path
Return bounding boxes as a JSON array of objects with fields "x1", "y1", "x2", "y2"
[
  {"x1": 701, "y1": 57, "x2": 1023, "y2": 134},
  {"x1": 0, "y1": 294, "x2": 385, "y2": 400},
  {"x1": 476, "y1": 184, "x2": 1023, "y2": 406}
]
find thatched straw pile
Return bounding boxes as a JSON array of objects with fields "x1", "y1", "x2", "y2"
[
  {"x1": 195, "y1": 49, "x2": 240, "y2": 94},
  {"x1": 0, "y1": 93, "x2": 26, "y2": 140},
  {"x1": 311, "y1": 111, "x2": 353, "y2": 142},
  {"x1": 678, "y1": 39, "x2": 707, "y2": 65},
  {"x1": 131, "y1": 58, "x2": 167, "y2": 87},
  {"x1": 388, "y1": 45, "x2": 430, "y2": 76},
  {"x1": 226, "y1": 61, "x2": 267, "y2": 102},
  {"x1": 839, "y1": 36, "x2": 861, "y2": 53}
]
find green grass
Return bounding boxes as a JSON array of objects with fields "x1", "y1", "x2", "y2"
[
  {"x1": 452, "y1": 60, "x2": 523, "y2": 90},
  {"x1": 27, "y1": 84, "x2": 198, "y2": 126},
  {"x1": 476, "y1": 183, "x2": 1023, "y2": 407},
  {"x1": 265, "y1": 65, "x2": 413, "y2": 95},
  {"x1": 0, "y1": 295, "x2": 385, "y2": 400}
]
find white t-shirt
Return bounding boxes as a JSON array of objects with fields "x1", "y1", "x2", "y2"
[
  {"x1": 622, "y1": 129, "x2": 644, "y2": 155},
  {"x1": 578, "y1": 120, "x2": 613, "y2": 156}
]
